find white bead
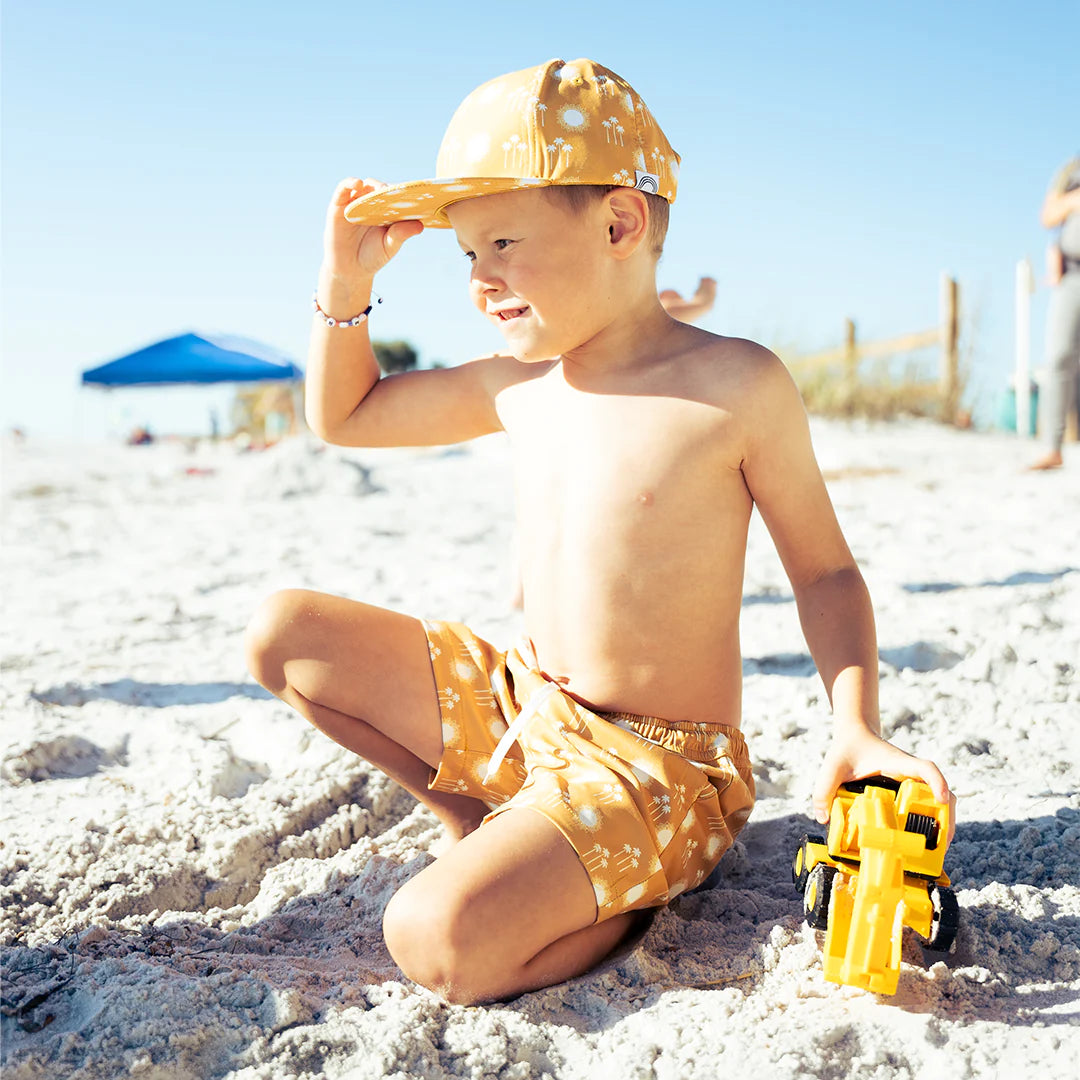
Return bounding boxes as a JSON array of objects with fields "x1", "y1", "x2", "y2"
[{"x1": 325, "y1": 317, "x2": 336, "y2": 327}]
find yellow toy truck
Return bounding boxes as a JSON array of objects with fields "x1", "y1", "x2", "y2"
[{"x1": 791, "y1": 776, "x2": 959, "y2": 995}]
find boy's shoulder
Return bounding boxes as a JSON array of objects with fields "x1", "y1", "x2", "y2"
[
  {"x1": 668, "y1": 327, "x2": 793, "y2": 402},
  {"x1": 691, "y1": 327, "x2": 781, "y2": 366}
]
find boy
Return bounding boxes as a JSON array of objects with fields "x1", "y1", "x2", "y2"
[{"x1": 245, "y1": 58, "x2": 952, "y2": 1005}]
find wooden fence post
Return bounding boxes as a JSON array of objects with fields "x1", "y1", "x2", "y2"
[
  {"x1": 939, "y1": 272, "x2": 959, "y2": 423},
  {"x1": 843, "y1": 318, "x2": 857, "y2": 406}
]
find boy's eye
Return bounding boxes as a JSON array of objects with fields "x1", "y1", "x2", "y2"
[{"x1": 462, "y1": 239, "x2": 517, "y2": 262}]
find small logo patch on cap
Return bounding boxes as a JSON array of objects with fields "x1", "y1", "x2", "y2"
[{"x1": 634, "y1": 171, "x2": 659, "y2": 194}]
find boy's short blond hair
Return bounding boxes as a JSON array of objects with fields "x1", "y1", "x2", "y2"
[{"x1": 544, "y1": 185, "x2": 670, "y2": 259}]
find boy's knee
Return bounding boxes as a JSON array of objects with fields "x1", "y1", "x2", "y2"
[
  {"x1": 383, "y1": 883, "x2": 487, "y2": 1005},
  {"x1": 243, "y1": 589, "x2": 313, "y2": 690}
]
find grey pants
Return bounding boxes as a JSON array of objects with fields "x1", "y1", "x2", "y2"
[{"x1": 1041, "y1": 271, "x2": 1080, "y2": 452}]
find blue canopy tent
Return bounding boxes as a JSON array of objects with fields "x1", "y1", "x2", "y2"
[
  {"x1": 81, "y1": 332, "x2": 303, "y2": 387},
  {"x1": 81, "y1": 333, "x2": 304, "y2": 442}
]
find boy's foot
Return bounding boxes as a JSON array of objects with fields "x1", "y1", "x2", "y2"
[{"x1": 1027, "y1": 450, "x2": 1064, "y2": 471}]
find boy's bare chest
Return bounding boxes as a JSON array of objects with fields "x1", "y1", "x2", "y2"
[{"x1": 498, "y1": 378, "x2": 747, "y2": 521}]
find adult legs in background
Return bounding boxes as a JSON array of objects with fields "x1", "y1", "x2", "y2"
[{"x1": 1031, "y1": 273, "x2": 1080, "y2": 469}]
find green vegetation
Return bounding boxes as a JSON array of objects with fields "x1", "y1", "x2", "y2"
[
  {"x1": 372, "y1": 340, "x2": 419, "y2": 374},
  {"x1": 779, "y1": 353, "x2": 968, "y2": 423}
]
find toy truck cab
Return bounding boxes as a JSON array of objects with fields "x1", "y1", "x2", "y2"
[{"x1": 792, "y1": 776, "x2": 959, "y2": 995}]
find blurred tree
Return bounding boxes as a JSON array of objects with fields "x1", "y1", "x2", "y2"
[{"x1": 372, "y1": 340, "x2": 419, "y2": 374}]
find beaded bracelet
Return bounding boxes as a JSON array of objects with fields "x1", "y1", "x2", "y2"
[{"x1": 312, "y1": 291, "x2": 382, "y2": 328}]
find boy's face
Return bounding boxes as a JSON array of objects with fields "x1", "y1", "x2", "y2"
[{"x1": 447, "y1": 188, "x2": 611, "y2": 363}]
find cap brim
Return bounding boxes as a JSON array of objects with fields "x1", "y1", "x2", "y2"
[{"x1": 343, "y1": 176, "x2": 553, "y2": 228}]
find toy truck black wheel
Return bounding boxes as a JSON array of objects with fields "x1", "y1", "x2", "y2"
[
  {"x1": 804, "y1": 863, "x2": 837, "y2": 930},
  {"x1": 792, "y1": 834, "x2": 826, "y2": 894},
  {"x1": 924, "y1": 884, "x2": 960, "y2": 952}
]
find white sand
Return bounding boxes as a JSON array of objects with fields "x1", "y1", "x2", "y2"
[{"x1": 2, "y1": 419, "x2": 1078, "y2": 1079}]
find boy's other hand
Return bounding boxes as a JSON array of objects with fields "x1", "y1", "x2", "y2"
[
  {"x1": 812, "y1": 727, "x2": 955, "y2": 843},
  {"x1": 323, "y1": 178, "x2": 424, "y2": 282}
]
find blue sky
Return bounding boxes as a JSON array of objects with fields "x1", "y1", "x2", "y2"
[{"x1": 2, "y1": 1, "x2": 1076, "y2": 438}]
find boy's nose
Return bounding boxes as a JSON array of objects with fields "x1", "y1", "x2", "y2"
[
  {"x1": 469, "y1": 266, "x2": 504, "y2": 299},
  {"x1": 469, "y1": 255, "x2": 504, "y2": 290}
]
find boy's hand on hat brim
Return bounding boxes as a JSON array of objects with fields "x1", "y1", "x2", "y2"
[{"x1": 323, "y1": 177, "x2": 424, "y2": 283}]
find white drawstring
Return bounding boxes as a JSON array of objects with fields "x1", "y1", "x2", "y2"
[{"x1": 483, "y1": 682, "x2": 559, "y2": 784}]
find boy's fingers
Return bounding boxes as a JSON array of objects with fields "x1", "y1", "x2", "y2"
[
  {"x1": 888, "y1": 757, "x2": 956, "y2": 841},
  {"x1": 811, "y1": 766, "x2": 840, "y2": 824},
  {"x1": 884, "y1": 755, "x2": 954, "y2": 815},
  {"x1": 878, "y1": 748, "x2": 950, "y2": 804},
  {"x1": 383, "y1": 219, "x2": 424, "y2": 258},
  {"x1": 353, "y1": 177, "x2": 387, "y2": 200},
  {"x1": 332, "y1": 178, "x2": 386, "y2": 205},
  {"x1": 334, "y1": 177, "x2": 363, "y2": 199},
  {"x1": 917, "y1": 759, "x2": 952, "y2": 808}
]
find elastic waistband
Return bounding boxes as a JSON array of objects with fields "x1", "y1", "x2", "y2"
[
  {"x1": 509, "y1": 637, "x2": 750, "y2": 765},
  {"x1": 600, "y1": 711, "x2": 749, "y2": 765}
]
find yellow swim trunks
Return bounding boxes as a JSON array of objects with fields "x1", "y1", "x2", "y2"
[{"x1": 423, "y1": 620, "x2": 756, "y2": 924}]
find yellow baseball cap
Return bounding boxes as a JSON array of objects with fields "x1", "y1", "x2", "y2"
[{"x1": 343, "y1": 58, "x2": 680, "y2": 229}]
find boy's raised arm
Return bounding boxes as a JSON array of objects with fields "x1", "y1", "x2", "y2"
[
  {"x1": 738, "y1": 348, "x2": 953, "y2": 829},
  {"x1": 306, "y1": 179, "x2": 505, "y2": 448}
]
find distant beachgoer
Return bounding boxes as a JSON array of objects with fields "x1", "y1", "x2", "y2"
[
  {"x1": 1030, "y1": 155, "x2": 1080, "y2": 470},
  {"x1": 245, "y1": 57, "x2": 952, "y2": 1005},
  {"x1": 659, "y1": 276, "x2": 717, "y2": 324},
  {"x1": 126, "y1": 425, "x2": 153, "y2": 446}
]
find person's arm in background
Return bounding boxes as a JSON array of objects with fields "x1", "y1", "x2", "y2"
[
  {"x1": 1040, "y1": 181, "x2": 1080, "y2": 229},
  {"x1": 659, "y1": 276, "x2": 717, "y2": 323}
]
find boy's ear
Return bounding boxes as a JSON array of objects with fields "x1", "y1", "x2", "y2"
[{"x1": 603, "y1": 188, "x2": 649, "y2": 257}]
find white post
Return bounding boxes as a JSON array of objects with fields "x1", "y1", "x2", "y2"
[{"x1": 1014, "y1": 258, "x2": 1035, "y2": 437}]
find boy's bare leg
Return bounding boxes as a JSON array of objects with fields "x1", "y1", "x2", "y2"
[
  {"x1": 383, "y1": 806, "x2": 638, "y2": 1004},
  {"x1": 244, "y1": 589, "x2": 489, "y2": 841},
  {"x1": 247, "y1": 590, "x2": 638, "y2": 999}
]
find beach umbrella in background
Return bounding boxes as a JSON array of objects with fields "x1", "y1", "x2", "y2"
[
  {"x1": 80, "y1": 333, "x2": 305, "y2": 442},
  {"x1": 80, "y1": 332, "x2": 303, "y2": 387}
]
